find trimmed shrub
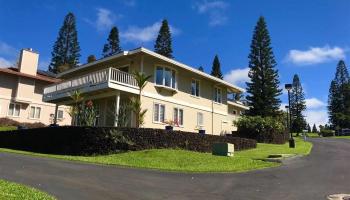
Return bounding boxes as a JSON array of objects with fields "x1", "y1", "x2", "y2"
[
  {"x1": 233, "y1": 116, "x2": 289, "y2": 144},
  {"x1": 320, "y1": 129, "x2": 335, "y2": 137},
  {"x1": 0, "y1": 118, "x2": 45, "y2": 129},
  {"x1": 0, "y1": 126, "x2": 257, "y2": 155}
]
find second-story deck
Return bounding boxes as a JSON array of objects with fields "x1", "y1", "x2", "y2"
[{"x1": 43, "y1": 68, "x2": 139, "y2": 103}]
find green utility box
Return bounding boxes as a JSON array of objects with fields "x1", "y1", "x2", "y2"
[{"x1": 212, "y1": 143, "x2": 234, "y2": 157}]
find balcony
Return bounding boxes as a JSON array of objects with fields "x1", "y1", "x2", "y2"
[{"x1": 43, "y1": 68, "x2": 139, "y2": 103}]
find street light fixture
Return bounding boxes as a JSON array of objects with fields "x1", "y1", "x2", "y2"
[{"x1": 285, "y1": 83, "x2": 295, "y2": 148}]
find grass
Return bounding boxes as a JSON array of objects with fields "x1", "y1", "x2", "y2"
[
  {"x1": 332, "y1": 135, "x2": 350, "y2": 139},
  {"x1": 0, "y1": 138, "x2": 312, "y2": 173},
  {"x1": 0, "y1": 179, "x2": 55, "y2": 200},
  {"x1": 0, "y1": 126, "x2": 16, "y2": 131}
]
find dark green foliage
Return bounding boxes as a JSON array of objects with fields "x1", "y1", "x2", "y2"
[
  {"x1": 154, "y1": 19, "x2": 173, "y2": 58},
  {"x1": 320, "y1": 129, "x2": 335, "y2": 137},
  {"x1": 0, "y1": 127, "x2": 257, "y2": 155},
  {"x1": 245, "y1": 16, "x2": 282, "y2": 117},
  {"x1": 87, "y1": 55, "x2": 96, "y2": 63},
  {"x1": 0, "y1": 118, "x2": 45, "y2": 129},
  {"x1": 234, "y1": 116, "x2": 288, "y2": 144},
  {"x1": 210, "y1": 55, "x2": 223, "y2": 79},
  {"x1": 307, "y1": 124, "x2": 311, "y2": 133},
  {"x1": 312, "y1": 124, "x2": 318, "y2": 133},
  {"x1": 102, "y1": 26, "x2": 122, "y2": 58},
  {"x1": 49, "y1": 12, "x2": 81, "y2": 73},
  {"x1": 290, "y1": 74, "x2": 307, "y2": 134},
  {"x1": 198, "y1": 66, "x2": 204, "y2": 72},
  {"x1": 328, "y1": 60, "x2": 350, "y2": 129}
]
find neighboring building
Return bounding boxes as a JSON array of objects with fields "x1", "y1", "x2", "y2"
[
  {"x1": 0, "y1": 48, "x2": 71, "y2": 125},
  {"x1": 43, "y1": 47, "x2": 248, "y2": 135}
]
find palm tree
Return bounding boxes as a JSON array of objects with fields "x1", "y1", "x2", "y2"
[
  {"x1": 132, "y1": 71, "x2": 151, "y2": 127},
  {"x1": 68, "y1": 90, "x2": 84, "y2": 125}
]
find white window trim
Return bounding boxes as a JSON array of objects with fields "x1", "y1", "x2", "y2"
[
  {"x1": 153, "y1": 102, "x2": 166, "y2": 124},
  {"x1": 154, "y1": 65, "x2": 178, "y2": 90},
  {"x1": 190, "y1": 79, "x2": 200, "y2": 98},
  {"x1": 29, "y1": 106, "x2": 41, "y2": 119},
  {"x1": 214, "y1": 87, "x2": 222, "y2": 104},
  {"x1": 173, "y1": 107, "x2": 184, "y2": 127},
  {"x1": 7, "y1": 103, "x2": 21, "y2": 117}
]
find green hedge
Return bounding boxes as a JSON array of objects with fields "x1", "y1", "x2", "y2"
[{"x1": 233, "y1": 116, "x2": 289, "y2": 144}]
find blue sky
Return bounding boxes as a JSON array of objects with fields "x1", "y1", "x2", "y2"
[{"x1": 0, "y1": 0, "x2": 348, "y2": 127}]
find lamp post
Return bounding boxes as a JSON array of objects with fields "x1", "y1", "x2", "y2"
[
  {"x1": 285, "y1": 105, "x2": 289, "y2": 130},
  {"x1": 285, "y1": 83, "x2": 295, "y2": 148}
]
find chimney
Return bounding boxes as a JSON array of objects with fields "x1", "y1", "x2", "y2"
[{"x1": 18, "y1": 48, "x2": 39, "y2": 76}]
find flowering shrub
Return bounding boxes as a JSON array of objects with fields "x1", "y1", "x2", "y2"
[{"x1": 78, "y1": 100, "x2": 97, "y2": 126}]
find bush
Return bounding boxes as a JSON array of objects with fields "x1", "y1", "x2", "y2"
[
  {"x1": 233, "y1": 116, "x2": 288, "y2": 144},
  {"x1": 0, "y1": 126, "x2": 257, "y2": 155},
  {"x1": 320, "y1": 129, "x2": 335, "y2": 137},
  {"x1": 0, "y1": 118, "x2": 45, "y2": 129}
]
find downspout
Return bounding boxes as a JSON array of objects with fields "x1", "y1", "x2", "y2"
[{"x1": 212, "y1": 83, "x2": 214, "y2": 135}]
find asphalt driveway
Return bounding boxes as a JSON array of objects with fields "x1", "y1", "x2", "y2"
[{"x1": 0, "y1": 138, "x2": 349, "y2": 200}]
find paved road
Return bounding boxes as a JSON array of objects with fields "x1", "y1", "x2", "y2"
[{"x1": 0, "y1": 138, "x2": 350, "y2": 200}]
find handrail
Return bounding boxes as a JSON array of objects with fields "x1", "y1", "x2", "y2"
[{"x1": 43, "y1": 67, "x2": 138, "y2": 96}]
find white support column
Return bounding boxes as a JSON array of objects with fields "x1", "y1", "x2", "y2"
[{"x1": 114, "y1": 91, "x2": 120, "y2": 127}]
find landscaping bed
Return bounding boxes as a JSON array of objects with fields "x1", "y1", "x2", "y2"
[
  {"x1": 0, "y1": 126, "x2": 257, "y2": 155},
  {"x1": 0, "y1": 179, "x2": 55, "y2": 200}
]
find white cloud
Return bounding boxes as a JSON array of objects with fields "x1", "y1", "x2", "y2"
[
  {"x1": 193, "y1": 0, "x2": 229, "y2": 26},
  {"x1": 0, "y1": 57, "x2": 12, "y2": 68},
  {"x1": 120, "y1": 21, "x2": 180, "y2": 44},
  {"x1": 304, "y1": 109, "x2": 328, "y2": 128},
  {"x1": 86, "y1": 8, "x2": 121, "y2": 32},
  {"x1": 223, "y1": 67, "x2": 249, "y2": 88},
  {"x1": 305, "y1": 98, "x2": 326, "y2": 109},
  {"x1": 121, "y1": 0, "x2": 136, "y2": 7},
  {"x1": 0, "y1": 41, "x2": 16, "y2": 56},
  {"x1": 279, "y1": 103, "x2": 288, "y2": 111},
  {"x1": 286, "y1": 45, "x2": 345, "y2": 65}
]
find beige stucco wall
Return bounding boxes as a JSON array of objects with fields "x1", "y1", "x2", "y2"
[
  {"x1": 0, "y1": 73, "x2": 71, "y2": 125},
  {"x1": 56, "y1": 52, "x2": 246, "y2": 134}
]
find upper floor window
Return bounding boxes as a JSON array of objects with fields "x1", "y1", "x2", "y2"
[
  {"x1": 154, "y1": 103, "x2": 165, "y2": 123},
  {"x1": 173, "y1": 108, "x2": 184, "y2": 126},
  {"x1": 191, "y1": 79, "x2": 200, "y2": 97},
  {"x1": 156, "y1": 66, "x2": 176, "y2": 89},
  {"x1": 30, "y1": 106, "x2": 41, "y2": 119},
  {"x1": 8, "y1": 103, "x2": 20, "y2": 117},
  {"x1": 214, "y1": 87, "x2": 222, "y2": 103}
]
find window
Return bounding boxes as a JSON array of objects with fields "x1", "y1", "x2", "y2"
[
  {"x1": 214, "y1": 87, "x2": 222, "y2": 103},
  {"x1": 30, "y1": 106, "x2": 41, "y2": 119},
  {"x1": 173, "y1": 108, "x2": 184, "y2": 126},
  {"x1": 232, "y1": 110, "x2": 237, "y2": 115},
  {"x1": 8, "y1": 103, "x2": 20, "y2": 117},
  {"x1": 155, "y1": 66, "x2": 177, "y2": 89},
  {"x1": 197, "y1": 112, "x2": 204, "y2": 126},
  {"x1": 57, "y1": 110, "x2": 64, "y2": 119},
  {"x1": 191, "y1": 79, "x2": 200, "y2": 97},
  {"x1": 154, "y1": 103, "x2": 165, "y2": 123}
]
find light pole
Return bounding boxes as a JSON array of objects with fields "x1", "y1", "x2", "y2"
[
  {"x1": 285, "y1": 83, "x2": 295, "y2": 148},
  {"x1": 285, "y1": 105, "x2": 289, "y2": 130}
]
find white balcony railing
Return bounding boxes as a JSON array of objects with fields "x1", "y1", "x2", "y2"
[{"x1": 43, "y1": 68, "x2": 138, "y2": 100}]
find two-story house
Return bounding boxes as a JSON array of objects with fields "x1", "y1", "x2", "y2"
[
  {"x1": 43, "y1": 47, "x2": 248, "y2": 135},
  {"x1": 0, "y1": 48, "x2": 71, "y2": 125}
]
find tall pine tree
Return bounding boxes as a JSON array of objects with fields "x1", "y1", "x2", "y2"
[
  {"x1": 210, "y1": 55, "x2": 223, "y2": 79},
  {"x1": 290, "y1": 74, "x2": 306, "y2": 135},
  {"x1": 246, "y1": 16, "x2": 282, "y2": 117},
  {"x1": 102, "y1": 26, "x2": 122, "y2": 58},
  {"x1": 154, "y1": 19, "x2": 173, "y2": 58},
  {"x1": 328, "y1": 60, "x2": 350, "y2": 129},
  {"x1": 198, "y1": 66, "x2": 204, "y2": 72},
  {"x1": 307, "y1": 124, "x2": 311, "y2": 133},
  {"x1": 312, "y1": 124, "x2": 318, "y2": 133},
  {"x1": 49, "y1": 12, "x2": 80, "y2": 73}
]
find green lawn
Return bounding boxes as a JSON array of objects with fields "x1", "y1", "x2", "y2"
[
  {"x1": 0, "y1": 126, "x2": 16, "y2": 131},
  {"x1": 332, "y1": 135, "x2": 350, "y2": 139},
  {"x1": 0, "y1": 179, "x2": 55, "y2": 200},
  {"x1": 0, "y1": 138, "x2": 312, "y2": 173}
]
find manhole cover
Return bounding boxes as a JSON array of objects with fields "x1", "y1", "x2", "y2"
[{"x1": 327, "y1": 194, "x2": 350, "y2": 200}]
